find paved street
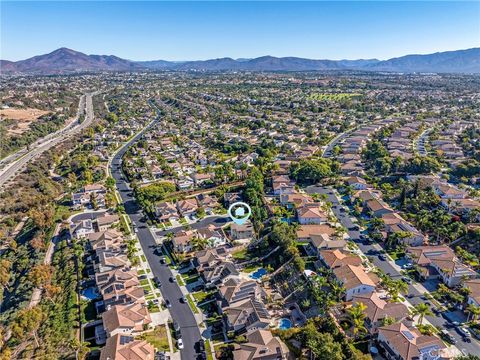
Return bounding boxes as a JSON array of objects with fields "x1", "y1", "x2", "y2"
[
  {"x1": 110, "y1": 104, "x2": 202, "y2": 360},
  {"x1": 305, "y1": 185, "x2": 480, "y2": 355}
]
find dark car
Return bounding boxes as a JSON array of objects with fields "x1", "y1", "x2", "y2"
[
  {"x1": 160, "y1": 256, "x2": 167, "y2": 264},
  {"x1": 196, "y1": 339, "x2": 205, "y2": 352},
  {"x1": 153, "y1": 277, "x2": 162, "y2": 287},
  {"x1": 180, "y1": 296, "x2": 187, "y2": 303},
  {"x1": 165, "y1": 299, "x2": 171, "y2": 308},
  {"x1": 378, "y1": 254, "x2": 387, "y2": 261},
  {"x1": 170, "y1": 276, "x2": 176, "y2": 283},
  {"x1": 173, "y1": 321, "x2": 180, "y2": 332}
]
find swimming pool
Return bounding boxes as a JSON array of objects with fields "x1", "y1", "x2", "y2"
[
  {"x1": 249, "y1": 268, "x2": 267, "y2": 280},
  {"x1": 278, "y1": 318, "x2": 292, "y2": 330},
  {"x1": 82, "y1": 287, "x2": 99, "y2": 300}
]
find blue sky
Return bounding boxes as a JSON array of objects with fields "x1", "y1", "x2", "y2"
[{"x1": 1, "y1": 1, "x2": 479, "y2": 61}]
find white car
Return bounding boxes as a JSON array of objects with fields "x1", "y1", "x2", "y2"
[{"x1": 177, "y1": 339, "x2": 184, "y2": 349}]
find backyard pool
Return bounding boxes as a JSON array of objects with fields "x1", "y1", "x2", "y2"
[
  {"x1": 278, "y1": 318, "x2": 292, "y2": 330},
  {"x1": 82, "y1": 287, "x2": 99, "y2": 300},
  {"x1": 249, "y1": 268, "x2": 267, "y2": 280}
]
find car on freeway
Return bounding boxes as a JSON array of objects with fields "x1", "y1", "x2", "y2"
[{"x1": 177, "y1": 339, "x2": 184, "y2": 350}]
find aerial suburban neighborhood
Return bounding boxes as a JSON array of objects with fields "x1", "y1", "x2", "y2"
[{"x1": 1, "y1": 2, "x2": 480, "y2": 360}]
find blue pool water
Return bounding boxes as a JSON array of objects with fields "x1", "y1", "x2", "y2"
[
  {"x1": 82, "y1": 287, "x2": 99, "y2": 300},
  {"x1": 249, "y1": 268, "x2": 267, "y2": 280},
  {"x1": 278, "y1": 318, "x2": 292, "y2": 330}
]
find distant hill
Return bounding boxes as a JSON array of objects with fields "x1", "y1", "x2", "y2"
[
  {"x1": 2, "y1": 47, "x2": 479, "y2": 74},
  {"x1": 1, "y1": 48, "x2": 144, "y2": 74},
  {"x1": 366, "y1": 48, "x2": 480, "y2": 73}
]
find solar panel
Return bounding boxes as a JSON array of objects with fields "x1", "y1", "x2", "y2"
[{"x1": 401, "y1": 330, "x2": 415, "y2": 341}]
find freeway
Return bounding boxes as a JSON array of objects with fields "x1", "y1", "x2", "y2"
[
  {"x1": 0, "y1": 92, "x2": 98, "y2": 189},
  {"x1": 109, "y1": 102, "x2": 202, "y2": 359},
  {"x1": 305, "y1": 185, "x2": 480, "y2": 356}
]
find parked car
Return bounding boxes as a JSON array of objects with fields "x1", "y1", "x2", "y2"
[
  {"x1": 401, "y1": 276, "x2": 412, "y2": 284},
  {"x1": 170, "y1": 276, "x2": 176, "y2": 283},
  {"x1": 378, "y1": 254, "x2": 387, "y2": 261},
  {"x1": 440, "y1": 330, "x2": 457, "y2": 344},
  {"x1": 160, "y1": 256, "x2": 167, "y2": 264},
  {"x1": 180, "y1": 296, "x2": 187, "y2": 303},
  {"x1": 457, "y1": 327, "x2": 471, "y2": 338},
  {"x1": 173, "y1": 321, "x2": 180, "y2": 332},
  {"x1": 154, "y1": 277, "x2": 162, "y2": 287},
  {"x1": 177, "y1": 339, "x2": 184, "y2": 350},
  {"x1": 165, "y1": 299, "x2": 171, "y2": 308}
]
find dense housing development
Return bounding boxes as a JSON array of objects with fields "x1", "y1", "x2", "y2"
[{"x1": 0, "y1": 68, "x2": 479, "y2": 360}]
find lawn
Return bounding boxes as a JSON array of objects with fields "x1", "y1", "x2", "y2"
[
  {"x1": 242, "y1": 264, "x2": 259, "y2": 273},
  {"x1": 176, "y1": 274, "x2": 185, "y2": 286},
  {"x1": 141, "y1": 254, "x2": 147, "y2": 262},
  {"x1": 140, "y1": 279, "x2": 150, "y2": 287},
  {"x1": 193, "y1": 291, "x2": 210, "y2": 303},
  {"x1": 138, "y1": 325, "x2": 170, "y2": 351},
  {"x1": 231, "y1": 248, "x2": 249, "y2": 261},
  {"x1": 187, "y1": 294, "x2": 199, "y2": 314},
  {"x1": 205, "y1": 340, "x2": 213, "y2": 360},
  {"x1": 138, "y1": 269, "x2": 145, "y2": 275}
]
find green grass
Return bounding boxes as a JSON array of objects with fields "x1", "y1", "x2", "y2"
[
  {"x1": 120, "y1": 215, "x2": 131, "y2": 235},
  {"x1": 140, "y1": 279, "x2": 150, "y2": 286},
  {"x1": 231, "y1": 248, "x2": 248, "y2": 261},
  {"x1": 138, "y1": 326, "x2": 170, "y2": 351},
  {"x1": 242, "y1": 264, "x2": 259, "y2": 273},
  {"x1": 176, "y1": 274, "x2": 185, "y2": 286},
  {"x1": 192, "y1": 291, "x2": 210, "y2": 303},
  {"x1": 187, "y1": 294, "x2": 199, "y2": 314},
  {"x1": 205, "y1": 340, "x2": 213, "y2": 360},
  {"x1": 141, "y1": 254, "x2": 147, "y2": 262},
  {"x1": 138, "y1": 269, "x2": 146, "y2": 275}
]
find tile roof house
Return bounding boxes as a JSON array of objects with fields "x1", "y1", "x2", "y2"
[
  {"x1": 377, "y1": 322, "x2": 448, "y2": 360},
  {"x1": 320, "y1": 250, "x2": 363, "y2": 269},
  {"x1": 218, "y1": 276, "x2": 262, "y2": 307},
  {"x1": 352, "y1": 292, "x2": 409, "y2": 334},
  {"x1": 96, "y1": 214, "x2": 120, "y2": 231},
  {"x1": 381, "y1": 213, "x2": 425, "y2": 247},
  {"x1": 406, "y1": 246, "x2": 476, "y2": 287},
  {"x1": 155, "y1": 201, "x2": 179, "y2": 222},
  {"x1": 100, "y1": 334, "x2": 154, "y2": 360},
  {"x1": 223, "y1": 298, "x2": 271, "y2": 334},
  {"x1": 365, "y1": 198, "x2": 393, "y2": 217},
  {"x1": 230, "y1": 221, "x2": 255, "y2": 240},
  {"x1": 102, "y1": 303, "x2": 152, "y2": 337},
  {"x1": 232, "y1": 329, "x2": 291, "y2": 360},
  {"x1": 346, "y1": 176, "x2": 368, "y2": 190},
  {"x1": 70, "y1": 219, "x2": 95, "y2": 239},
  {"x1": 296, "y1": 224, "x2": 337, "y2": 241},
  {"x1": 192, "y1": 246, "x2": 230, "y2": 271},
  {"x1": 333, "y1": 265, "x2": 377, "y2": 301},
  {"x1": 465, "y1": 279, "x2": 480, "y2": 307},
  {"x1": 202, "y1": 261, "x2": 239, "y2": 286},
  {"x1": 172, "y1": 230, "x2": 196, "y2": 253},
  {"x1": 88, "y1": 229, "x2": 124, "y2": 251},
  {"x1": 176, "y1": 198, "x2": 199, "y2": 216},
  {"x1": 96, "y1": 269, "x2": 145, "y2": 307},
  {"x1": 297, "y1": 204, "x2": 328, "y2": 225}
]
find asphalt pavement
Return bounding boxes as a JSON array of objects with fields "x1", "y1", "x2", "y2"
[
  {"x1": 110, "y1": 104, "x2": 202, "y2": 360},
  {"x1": 305, "y1": 185, "x2": 480, "y2": 356}
]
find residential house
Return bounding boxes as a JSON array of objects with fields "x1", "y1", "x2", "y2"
[
  {"x1": 176, "y1": 198, "x2": 199, "y2": 216},
  {"x1": 381, "y1": 213, "x2": 425, "y2": 247},
  {"x1": 155, "y1": 201, "x2": 179, "y2": 222},
  {"x1": 100, "y1": 334, "x2": 155, "y2": 360},
  {"x1": 71, "y1": 219, "x2": 95, "y2": 239},
  {"x1": 346, "y1": 176, "x2": 368, "y2": 190},
  {"x1": 320, "y1": 250, "x2": 362, "y2": 269},
  {"x1": 464, "y1": 279, "x2": 480, "y2": 307},
  {"x1": 102, "y1": 303, "x2": 152, "y2": 337},
  {"x1": 377, "y1": 322, "x2": 448, "y2": 360},
  {"x1": 171, "y1": 230, "x2": 196, "y2": 253},
  {"x1": 297, "y1": 204, "x2": 328, "y2": 225},
  {"x1": 333, "y1": 265, "x2": 377, "y2": 301},
  {"x1": 96, "y1": 214, "x2": 120, "y2": 231},
  {"x1": 365, "y1": 198, "x2": 393, "y2": 217},
  {"x1": 223, "y1": 298, "x2": 271, "y2": 334},
  {"x1": 230, "y1": 221, "x2": 255, "y2": 240},
  {"x1": 232, "y1": 329, "x2": 291, "y2": 360},
  {"x1": 218, "y1": 276, "x2": 262, "y2": 307},
  {"x1": 352, "y1": 292, "x2": 408, "y2": 334}
]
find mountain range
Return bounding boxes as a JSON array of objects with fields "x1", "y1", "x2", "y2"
[{"x1": 1, "y1": 47, "x2": 479, "y2": 74}]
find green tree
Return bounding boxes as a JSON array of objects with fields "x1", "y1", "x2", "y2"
[{"x1": 411, "y1": 303, "x2": 433, "y2": 325}]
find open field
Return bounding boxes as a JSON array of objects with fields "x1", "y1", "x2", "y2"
[{"x1": 0, "y1": 107, "x2": 49, "y2": 135}]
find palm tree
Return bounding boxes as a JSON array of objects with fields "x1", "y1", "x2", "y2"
[
  {"x1": 347, "y1": 303, "x2": 367, "y2": 337},
  {"x1": 466, "y1": 304, "x2": 480, "y2": 323},
  {"x1": 411, "y1": 303, "x2": 433, "y2": 325}
]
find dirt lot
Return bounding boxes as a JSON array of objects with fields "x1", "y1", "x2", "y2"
[{"x1": 0, "y1": 107, "x2": 49, "y2": 135}]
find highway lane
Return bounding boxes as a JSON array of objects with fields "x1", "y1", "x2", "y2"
[
  {"x1": 0, "y1": 92, "x2": 97, "y2": 189},
  {"x1": 306, "y1": 185, "x2": 480, "y2": 355},
  {"x1": 109, "y1": 103, "x2": 202, "y2": 360}
]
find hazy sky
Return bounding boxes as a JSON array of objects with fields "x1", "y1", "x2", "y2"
[{"x1": 1, "y1": 1, "x2": 479, "y2": 61}]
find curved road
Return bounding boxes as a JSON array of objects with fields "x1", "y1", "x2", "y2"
[{"x1": 110, "y1": 101, "x2": 202, "y2": 359}]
